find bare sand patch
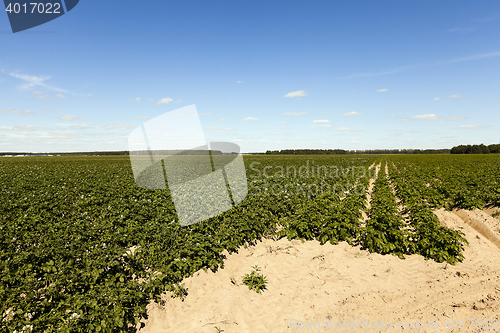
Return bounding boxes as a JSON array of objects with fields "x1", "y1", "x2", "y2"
[{"x1": 137, "y1": 209, "x2": 500, "y2": 333}]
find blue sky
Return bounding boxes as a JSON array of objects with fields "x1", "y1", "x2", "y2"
[{"x1": 1, "y1": 0, "x2": 499, "y2": 153}]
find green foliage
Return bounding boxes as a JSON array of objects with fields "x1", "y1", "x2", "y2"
[
  {"x1": 388, "y1": 158, "x2": 469, "y2": 263},
  {"x1": 242, "y1": 266, "x2": 268, "y2": 294},
  {"x1": 361, "y1": 161, "x2": 409, "y2": 258},
  {"x1": 2, "y1": 154, "x2": 495, "y2": 331}
]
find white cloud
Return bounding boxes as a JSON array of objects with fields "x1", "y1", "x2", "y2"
[
  {"x1": 135, "y1": 97, "x2": 141, "y2": 102},
  {"x1": 156, "y1": 97, "x2": 173, "y2": 105},
  {"x1": 103, "y1": 124, "x2": 135, "y2": 129},
  {"x1": 413, "y1": 114, "x2": 439, "y2": 120},
  {"x1": 0, "y1": 109, "x2": 36, "y2": 116},
  {"x1": 313, "y1": 119, "x2": 330, "y2": 123},
  {"x1": 376, "y1": 88, "x2": 388, "y2": 92},
  {"x1": 135, "y1": 115, "x2": 150, "y2": 119},
  {"x1": 343, "y1": 112, "x2": 361, "y2": 116},
  {"x1": 237, "y1": 81, "x2": 244, "y2": 83},
  {"x1": 175, "y1": 99, "x2": 182, "y2": 103},
  {"x1": 432, "y1": 97, "x2": 441, "y2": 101},
  {"x1": 284, "y1": 90, "x2": 308, "y2": 98},
  {"x1": 59, "y1": 115, "x2": 80, "y2": 121},
  {"x1": 0, "y1": 125, "x2": 50, "y2": 131},
  {"x1": 449, "y1": 94, "x2": 462, "y2": 98},
  {"x1": 281, "y1": 112, "x2": 309, "y2": 116},
  {"x1": 456, "y1": 125, "x2": 484, "y2": 129},
  {"x1": 10, "y1": 72, "x2": 67, "y2": 93},
  {"x1": 446, "y1": 116, "x2": 467, "y2": 121},
  {"x1": 68, "y1": 124, "x2": 95, "y2": 129},
  {"x1": 339, "y1": 51, "x2": 500, "y2": 81},
  {"x1": 198, "y1": 112, "x2": 212, "y2": 116},
  {"x1": 55, "y1": 93, "x2": 66, "y2": 99},
  {"x1": 31, "y1": 90, "x2": 50, "y2": 100},
  {"x1": 242, "y1": 117, "x2": 259, "y2": 121},
  {"x1": 337, "y1": 127, "x2": 363, "y2": 132},
  {"x1": 87, "y1": 93, "x2": 92, "y2": 97},
  {"x1": 206, "y1": 127, "x2": 235, "y2": 131}
]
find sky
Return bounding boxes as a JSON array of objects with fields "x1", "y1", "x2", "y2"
[{"x1": 1, "y1": 0, "x2": 499, "y2": 153}]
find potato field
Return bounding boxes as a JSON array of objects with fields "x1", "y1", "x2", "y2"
[{"x1": 1, "y1": 154, "x2": 499, "y2": 332}]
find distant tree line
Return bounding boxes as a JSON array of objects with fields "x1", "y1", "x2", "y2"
[
  {"x1": 0, "y1": 150, "x2": 225, "y2": 157},
  {"x1": 2, "y1": 145, "x2": 499, "y2": 157},
  {"x1": 450, "y1": 144, "x2": 500, "y2": 154},
  {"x1": 265, "y1": 148, "x2": 451, "y2": 155}
]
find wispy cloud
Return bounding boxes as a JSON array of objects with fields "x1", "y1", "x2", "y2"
[
  {"x1": 0, "y1": 109, "x2": 37, "y2": 116},
  {"x1": 237, "y1": 81, "x2": 244, "y2": 83},
  {"x1": 205, "y1": 127, "x2": 235, "y2": 131},
  {"x1": 449, "y1": 94, "x2": 462, "y2": 98},
  {"x1": 282, "y1": 112, "x2": 309, "y2": 116},
  {"x1": 0, "y1": 125, "x2": 50, "y2": 131},
  {"x1": 446, "y1": 116, "x2": 467, "y2": 121},
  {"x1": 68, "y1": 124, "x2": 95, "y2": 129},
  {"x1": 375, "y1": 88, "x2": 388, "y2": 92},
  {"x1": 441, "y1": 51, "x2": 500, "y2": 65},
  {"x1": 344, "y1": 111, "x2": 361, "y2": 116},
  {"x1": 31, "y1": 90, "x2": 50, "y2": 100},
  {"x1": 156, "y1": 97, "x2": 173, "y2": 105},
  {"x1": 338, "y1": 65, "x2": 415, "y2": 80},
  {"x1": 455, "y1": 125, "x2": 485, "y2": 129},
  {"x1": 313, "y1": 119, "x2": 330, "y2": 123},
  {"x1": 58, "y1": 115, "x2": 81, "y2": 121},
  {"x1": 413, "y1": 114, "x2": 440, "y2": 120},
  {"x1": 432, "y1": 97, "x2": 441, "y2": 101},
  {"x1": 55, "y1": 93, "x2": 66, "y2": 99},
  {"x1": 103, "y1": 124, "x2": 135, "y2": 129},
  {"x1": 198, "y1": 112, "x2": 212, "y2": 116},
  {"x1": 10, "y1": 72, "x2": 67, "y2": 93},
  {"x1": 284, "y1": 90, "x2": 308, "y2": 98},
  {"x1": 135, "y1": 97, "x2": 141, "y2": 102},
  {"x1": 242, "y1": 117, "x2": 259, "y2": 121},
  {"x1": 336, "y1": 127, "x2": 363, "y2": 132},
  {"x1": 338, "y1": 51, "x2": 500, "y2": 80}
]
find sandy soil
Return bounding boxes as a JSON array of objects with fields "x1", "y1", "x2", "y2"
[{"x1": 137, "y1": 207, "x2": 500, "y2": 333}]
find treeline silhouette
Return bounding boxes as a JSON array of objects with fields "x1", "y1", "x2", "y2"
[
  {"x1": 450, "y1": 144, "x2": 500, "y2": 154},
  {"x1": 0, "y1": 150, "x2": 224, "y2": 157},
  {"x1": 2, "y1": 145, "x2": 499, "y2": 157},
  {"x1": 265, "y1": 148, "x2": 451, "y2": 155}
]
